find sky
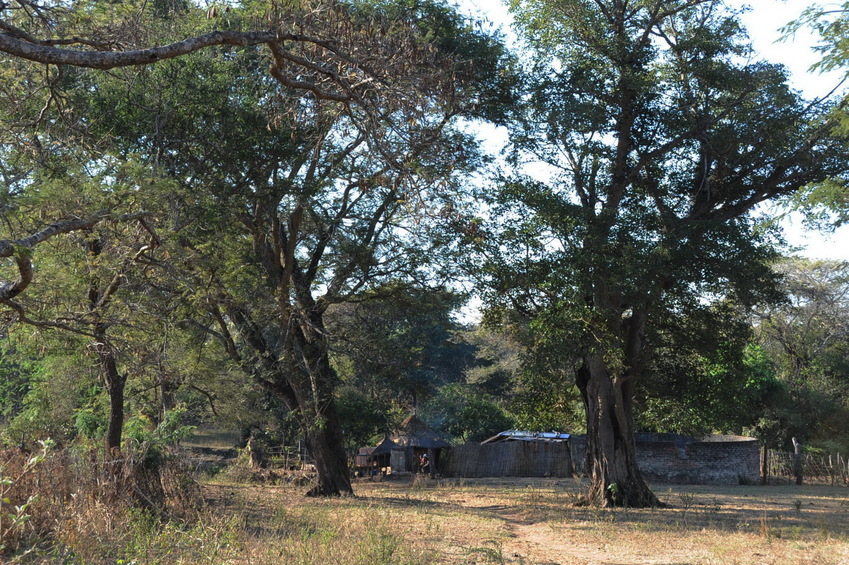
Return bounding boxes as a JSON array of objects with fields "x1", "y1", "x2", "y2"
[{"x1": 455, "y1": 0, "x2": 849, "y2": 262}]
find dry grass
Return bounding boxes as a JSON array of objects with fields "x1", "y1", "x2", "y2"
[
  {"x1": 188, "y1": 476, "x2": 849, "y2": 565},
  {"x1": 4, "y1": 439, "x2": 849, "y2": 564}
]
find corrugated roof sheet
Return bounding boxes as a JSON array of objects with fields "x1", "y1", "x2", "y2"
[{"x1": 481, "y1": 430, "x2": 572, "y2": 444}]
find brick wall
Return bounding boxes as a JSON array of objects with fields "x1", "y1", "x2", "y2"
[{"x1": 571, "y1": 434, "x2": 760, "y2": 485}]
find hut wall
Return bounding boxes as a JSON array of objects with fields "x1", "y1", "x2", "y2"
[
  {"x1": 441, "y1": 441, "x2": 572, "y2": 478},
  {"x1": 390, "y1": 449, "x2": 408, "y2": 474}
]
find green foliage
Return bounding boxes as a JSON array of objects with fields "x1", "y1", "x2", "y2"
[
  {"x1": 126, "y1": 408, "x2": 195, "y2": 447},
  {"x1": 335, "y1": 387, "x2": 388, "y2": 451},
  {"x1": 636, "y1": 300, "x2": 785, "y2": 436},
  {"x1": 0, "y1": 344, "x2": 97, "y2": 448},
  {"x1": 0, "y1": 343, "x2": 37, "y2": 425},
  {"x1": 420, "y1": 383, "x2": 515, "y2": 442},
  {"x1": 785, "y1": 1, "x2": 849, "y2": 75},
  {"x1": 780, "y1": 3, "x2": 849, "y2": 231},
  {"x1": 469, "y1": 0, "x2": 849, "y2": 457},
  {"x1": 752, "y1": 258, "x2": 849, "y2": 450},
  {"x1": 73, "y1": 408, "x2": 106, "y2": 440},
  {"x1": 328, "y1": 284, "x2": 473, "y2": 407},
  {"x1": 124, "y1": 408, "x2": 196, "y2": 468}
]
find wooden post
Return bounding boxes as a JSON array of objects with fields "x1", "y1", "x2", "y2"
[
  {"x1": 761, "y1": 445, "x2": 769, "y2": 485},
  {"x1": 792, "y1": 437, "x2": 803, "y2": 486},
  {"x1": 830, "y1": 454, "x2": 834, "y2": 485}
]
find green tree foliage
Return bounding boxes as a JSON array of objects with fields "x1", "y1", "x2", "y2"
[
  {"x1": 469, "y1": 0, "x2": 849, "y2": 506},
  {"x1": 0, "y1": 341, "x2": 36, "y2": 425},
  {"x1": 327, "y1": 285, "x2": 471, "y2": 406},
  {"x1": 334, "y1": 386, "x2": 389, "y2": 451},
  {"x1": 753, "y1": 258, "x2": 849, "y2": 451},
  {"x1": 420, "y1": 383, "x2": 514, "y2": 443},
  {"x1": 1, "y1": 0, "x2": 512, "y2": 495},
  {"x1": 0, "y1": 338, "x2": 97, "y2": 447},
  {"x1": 631, "y1": 300, "x2": 784, "y2": 437},
  {"x1": 782, "y1": 3, "x2": 849, "y2": 228},
  {"x1": 328, "y1": 288, "x2": 526, "y2": 447}
]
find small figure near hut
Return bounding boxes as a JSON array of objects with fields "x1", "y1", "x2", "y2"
[{"x1": 419, "y1": 453, "x2": 430, "y2": 475}]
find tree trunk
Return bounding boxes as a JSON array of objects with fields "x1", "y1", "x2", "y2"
[
  {"x1": 303, "y1": 403, "x2": 353, "y2": 497},
  {"x1": 294, "y1": 321, "x2": 353, "y2": 497},
  {"x1": 577, "y1": 355, "x2": 661, "y2": 507},
  {"x1": 792, "y1": 437, "x2": 803, "y2": 485},
  {"x1": 98, "y1": 342, "x2": 126, "y2": 457},
  {"x1": 224, "y1": 301, "x2": 353, "y2": 497},
  {"x1": 158, "y1": 370, "x2": 175, "y2": 425}
]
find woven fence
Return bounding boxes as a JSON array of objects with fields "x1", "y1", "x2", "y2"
[
  {"x1": 764, "y1": 449, "x2": 849, "y2": 485},
  {"x1": 440, "y1": 441, "x2": 572, "y2": 478}
]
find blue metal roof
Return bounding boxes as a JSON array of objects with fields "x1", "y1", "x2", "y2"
[{"x1": 482, "y1": 430, "x2": 571, "y2": 443}]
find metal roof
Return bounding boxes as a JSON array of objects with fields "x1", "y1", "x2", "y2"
[{"x1": 481, "y1": 430, "x2": 572, "y2": 444}]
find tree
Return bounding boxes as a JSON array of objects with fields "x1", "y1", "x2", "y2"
[
  {"x1": 782, "y1": 3, "x2": 849, "y2": 228},
  {"x1": 472, "y1": 0, "x2": 849, "y2": 506},
  {"x1": 637, "y1": 304, "x2": 784, "y2": 437},
  {"x1": 420, "y1": 382, "x2": 514, "y2": 443},
  {"x1": 18, "y1": 0, "x2": 511, "y2": 496},
  {"x1": 326, "y1": 284, "x2": 471, "y2": 408},
  {"x1": 0, "y1": 152, "x2": 174, "y2": 454},
  {"x1": 753, "y1": 258, "x2": 849, "y2": 450}
]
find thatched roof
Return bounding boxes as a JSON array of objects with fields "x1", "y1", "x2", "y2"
[
  {"x1": 391, "y1": 414, "x2": 451, "y2": 448},
  {"x1": 370, "y1": 435, "x2": 400, "y2": 456}
]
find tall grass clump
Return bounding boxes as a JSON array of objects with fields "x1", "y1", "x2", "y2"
[{"x1": 0, "y1": 439, "x2": 204, "y2": 562}]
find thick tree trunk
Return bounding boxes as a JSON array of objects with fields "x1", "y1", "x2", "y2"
[
  {"x1": 303, "y1": 401, "x2": 353, "y2": 497},
  {"x1": 224, "y1": 302, "x2": 353, "y2": 496},
  {"x1": 294, "y1": 319, "x2": 353, "y2": 497},
  {"x1": 577, "y1": 355, "x2": 661, "y2": 507}
]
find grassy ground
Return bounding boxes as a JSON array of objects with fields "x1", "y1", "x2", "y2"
[
  {"x1": 9, "y1": 430, "x2": 846, "y2": 563},
  {"x1": 184, "y1": 475, "x2": 849, "y2": 565}
]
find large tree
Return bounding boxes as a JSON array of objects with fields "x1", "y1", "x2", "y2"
[
  {"x1": 5, "y1": 0, "x2": 512, "y2": 496},
  {"x1": 472, "y1": 0, "x2": 849, "y2": 506}
]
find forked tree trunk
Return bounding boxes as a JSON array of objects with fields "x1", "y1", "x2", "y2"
[
  {"x1": 225, "y1": 302, "x2": 353, "y2": 497},
  {"x1": 262, "y1": 365, "x2": 352, "y2": 496},
  {"x1": 577, "y1": 355, "x2": 661, "y2": 507}
]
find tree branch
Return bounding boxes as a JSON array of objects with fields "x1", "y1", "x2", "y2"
[{"x1": 0, "y1": 28, "x2": 322, "y2": 69}]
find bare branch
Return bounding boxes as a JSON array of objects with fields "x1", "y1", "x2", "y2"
[{"x1": 0, "y1": 28, "x2": 284, "y2": 69}]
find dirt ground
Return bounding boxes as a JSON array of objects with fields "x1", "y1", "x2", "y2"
[{"x1": 201, "y1": 475, "x2": 849, "y2": 565}]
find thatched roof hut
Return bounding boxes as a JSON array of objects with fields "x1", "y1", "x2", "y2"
[
  {"x1": 388, "y1": 414, "x2": 451, "y2": 475},
  {"x1": 355, "y1": 435, "x2": 400, "y2": 474},
  {"x1": 390, "y1": 414, "x2": 451, "y2": 449}
]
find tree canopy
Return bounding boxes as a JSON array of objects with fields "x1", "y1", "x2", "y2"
[
  {"x1": 0, "y1": 0, "x2": 847, "y2": 511},
  {"x1": 465, "y1": 0, "x2": 849, "y2": 506}
]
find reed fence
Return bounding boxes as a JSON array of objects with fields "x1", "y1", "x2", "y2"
[{"x1": 763, "y1": 449, "x2": 849, "y2": 485}]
